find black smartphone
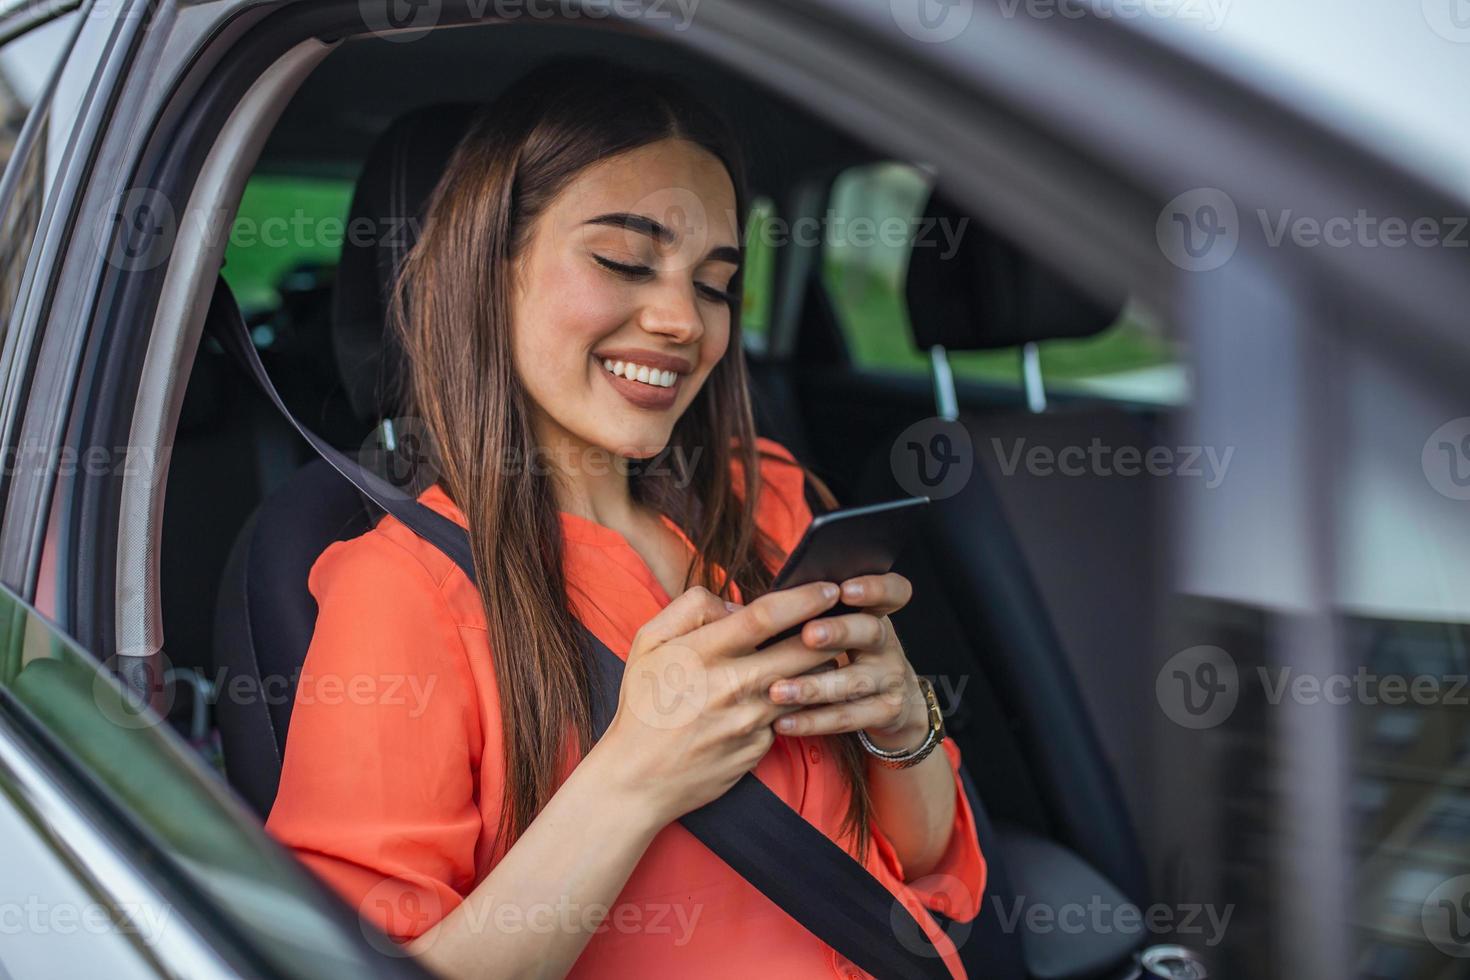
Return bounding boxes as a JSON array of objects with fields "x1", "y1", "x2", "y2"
[{"x1": 758, "y1": 496, "x2": 929, "y2": 656}]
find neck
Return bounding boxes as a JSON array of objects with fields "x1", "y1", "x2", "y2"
[{"x1": 533, "y1": 416, "x2": 639, "y2": 529}]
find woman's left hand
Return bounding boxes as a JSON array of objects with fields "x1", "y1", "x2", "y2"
[{"x1": 764, "y1": 572, "x2": 928, "y2": 750}]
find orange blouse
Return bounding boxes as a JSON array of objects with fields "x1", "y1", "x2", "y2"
[{"x1": 265, "y1": 438, "x2": 986, "y2": 979}]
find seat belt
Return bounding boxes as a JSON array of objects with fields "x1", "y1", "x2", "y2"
[{"x1": 208, "y1": 276, "x2": 956, "y2": 979}]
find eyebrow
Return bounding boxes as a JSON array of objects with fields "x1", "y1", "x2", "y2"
[{"x1": 584, "y1": 211, "x2": 741, "y2": 267}]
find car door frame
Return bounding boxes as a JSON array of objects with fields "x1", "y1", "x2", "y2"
[{"x1": 2, "y1": 0, "x2": 1468, "y2": 974}]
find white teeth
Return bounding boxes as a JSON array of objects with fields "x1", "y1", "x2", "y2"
[{"x1": 599, "y1": 357, "x2": 678, "y2": 388}]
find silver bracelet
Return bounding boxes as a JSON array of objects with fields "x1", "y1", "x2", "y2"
[{"x1": 857, "y1": 677, "x2": 945, "y2": 769}]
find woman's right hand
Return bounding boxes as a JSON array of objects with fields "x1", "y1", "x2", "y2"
[{"x1": 592, "y1": 582, "x2": 846, "y2": 826}]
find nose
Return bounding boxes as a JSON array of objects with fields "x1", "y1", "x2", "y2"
[{"x1": 635, "y1": 278, "x2": 706, "y2": 347}]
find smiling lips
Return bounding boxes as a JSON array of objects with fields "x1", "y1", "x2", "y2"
[{"x1": 595, "y1": 350, "x2": 692, "y2": 410}]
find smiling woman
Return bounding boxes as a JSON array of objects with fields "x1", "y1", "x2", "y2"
[{"x1": 262, "y1": 57, "x2": 984, "y2": 980}]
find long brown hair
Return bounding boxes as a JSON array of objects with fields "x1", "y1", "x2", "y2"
[{"x1": 386, "y1": 58, "x2": 873, "y2": 862}]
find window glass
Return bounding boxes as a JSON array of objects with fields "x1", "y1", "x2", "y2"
[
  {"x1": 0, "y1": 8, "x2": 81, "y2": 330},
  {"x1": 222, "y1": 173, "x2": 355, "y2": 317},
  {"x1": 740, "y1": 195, "x2": 776, "y2": 353},
  {"x1": 821, "y1": 162, "x2": 1185, "y2": 404},
  {"x1": 0, "y1": 583, "x2": 411, "y2": 978}
]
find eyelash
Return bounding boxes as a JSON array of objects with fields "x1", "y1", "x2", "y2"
[{"x1": 593, "y1": 254, "x2": 737, "y2": 306}]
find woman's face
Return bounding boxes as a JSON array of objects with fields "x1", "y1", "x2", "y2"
[{"x1": 510, "y1": 138, "x2": 740, "y2": 461}]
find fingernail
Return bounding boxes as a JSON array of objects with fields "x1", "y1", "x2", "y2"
[
  {"x1": 774, "y1": 681, "x2": 799, "y2": 701},
  {"x1": 843, "y1": 581, "x2": 865, "y2": 599},
  {"x1": 821, "y1": 583, "x2": 839, "y2": 600},
  {"x1": 777, "y1": 717, "x2": 796, "y2": 732},
  {"x1": 724, "y1": 601, "x2": 740, "y2": 612},
  {"x1": 809, "y1": 624, "x2": 830, "y2": 644}
]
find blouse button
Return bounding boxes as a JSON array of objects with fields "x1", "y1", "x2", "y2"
[{"x1": 807, "y1": 744, "x2": 822, "y2": 765}]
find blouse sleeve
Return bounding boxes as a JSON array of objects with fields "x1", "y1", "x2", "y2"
[{"x1": 264, "y1": 531, "x2": 485, "y2": 944}]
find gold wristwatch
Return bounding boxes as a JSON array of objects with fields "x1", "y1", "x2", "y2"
[{"x1": 857, "y1": 676, "x2": 946, "y2": 769}]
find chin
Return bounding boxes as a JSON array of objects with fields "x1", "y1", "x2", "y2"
[{"x1": 601, "y1": 430, "x2": 675, "y2": 461}]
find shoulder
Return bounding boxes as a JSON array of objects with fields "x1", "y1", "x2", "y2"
[{"x1": 306, "y1": 498, "x2": 484, "y2": 632}]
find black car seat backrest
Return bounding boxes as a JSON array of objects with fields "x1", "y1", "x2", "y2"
[
  {"x1": 214, "y1": 104, "x2": 479, "y2": 818},
  {"x1": 871, "y1": 187, "x2": 1151, "y2": 902},
  {"x1": 332, "y1": 102, "x2": 483, "y2": 428},
  {"x1": 863, "y1": 190, "x2": 1159, "y2": 979}
]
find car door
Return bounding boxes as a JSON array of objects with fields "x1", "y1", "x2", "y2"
[{"x1": 0, "y1": 3, "x2": 433, "y2": 977}]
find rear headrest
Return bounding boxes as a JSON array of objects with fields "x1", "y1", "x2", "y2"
[
  {"x1": 904, "y1": 191, "x2": 1122, "y2": 351},
  {"x1": 331, "y1": 102, "x2": 480, "y2": 426}
]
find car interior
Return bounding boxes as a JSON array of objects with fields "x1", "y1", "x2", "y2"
[{"x1": 150, "y1": 20, "x2": 1200, "y2": 980}]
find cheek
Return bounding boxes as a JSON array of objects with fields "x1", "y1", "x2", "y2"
[
  {"x1": 698, "y1": 311, "x2": 732, "y2": 372},
  {"x1": 515, "y1": 262, "x2": 628, "y2": 366}
]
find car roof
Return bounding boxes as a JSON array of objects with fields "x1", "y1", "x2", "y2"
[
  {"x1": 1120, "y1": 0, "x2": 1470, "y2": 205},
  {"x1": 258, "y1": 21, "x2": 881, "y2": 198}
]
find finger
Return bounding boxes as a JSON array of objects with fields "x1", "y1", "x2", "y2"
[
  {"x1": 840, "y1": 573, "x2": 912, "y2": 617},
  {"x1": 691, "y1": 581, "x2": 840, "y2": 655},
  {"x1": 773, "y1": 694, "x2": 906, "y2": 737},
  {"x1": 731, "y1": 634, "x2": 849, "y2": 695},
  {"x1": 800, "y1": 612, "x2": 888, "y2": 653},
  {"x1": 768, "y1": 662, "x2": 908, "y2": 706},
  {"x1": 633, "y1": 586, "x2": 734, "y2": 653}
]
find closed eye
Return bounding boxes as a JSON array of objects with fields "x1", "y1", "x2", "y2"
[
  {"x1": 593, "y1": 254, "x2": 654, "y2": 280},
  {"x1": 596, "y1": 254, "x2": 736, "y2": 306},
  {"x1": 695, "y1": 281, "x2": 737, "y2": 306}
]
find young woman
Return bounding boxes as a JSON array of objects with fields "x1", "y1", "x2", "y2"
[{"x1": 265, "y1": 59, "x2": 985, "y2": 980}]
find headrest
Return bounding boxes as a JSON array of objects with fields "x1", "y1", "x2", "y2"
[
  {"x1": 331, "y1": 103, "x2": 481, "y2": 426},
  {"x1": 904, "y1": 190, "x2": 1122, "y2": 351}
]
